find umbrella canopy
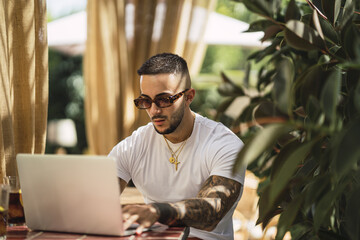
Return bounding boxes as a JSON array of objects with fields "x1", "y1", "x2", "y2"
[{"x1": 47, "y1": 10, "x2": 268, "y2": 56}]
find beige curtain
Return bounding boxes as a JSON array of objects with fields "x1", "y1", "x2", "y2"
[
  {"x1": 0, "y1": 0, "x2": 48, "y2": 180},
  {"x1": 85, "y1": 0, "x2": 216, "y2": 155}
]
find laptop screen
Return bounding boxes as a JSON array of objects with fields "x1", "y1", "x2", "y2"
[{"x1": 16, "y1": 154, "x2": 125, "y2": 236}]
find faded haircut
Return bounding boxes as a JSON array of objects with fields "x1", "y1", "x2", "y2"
[{"x1": 137, "y1": 53, "x2": 191, "y2": 88}]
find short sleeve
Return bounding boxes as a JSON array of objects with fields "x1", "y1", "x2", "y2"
[
  {"x1": 207, "y1": 127, "x2": 246, "y2": 185},
  {"x1": 108, "y1": 135, "x2": 134, "y2": 183}
]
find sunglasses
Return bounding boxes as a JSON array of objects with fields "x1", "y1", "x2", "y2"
[{"x1": 134, "y1": 89, "x2": 189, "y2": 109}]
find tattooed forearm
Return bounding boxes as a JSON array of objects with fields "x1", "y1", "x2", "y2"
[
  {"x1": 151, "y1": 202, "x2": 185, "y2": 227},
  {"x1": 151, "y1": 175, "x2": 242, "y2": 231}
]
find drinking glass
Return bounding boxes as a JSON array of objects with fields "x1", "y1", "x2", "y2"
[
  {"x1": 3, "y1": 177, "x2": 25, "y2": 226},
  {"x1": 0, "y1": 184, "x2": 10, "y2": 239}
]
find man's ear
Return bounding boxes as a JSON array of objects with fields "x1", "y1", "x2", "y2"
[{"x1": 185, "y1": 88, "x2": 195, "y2": 102}]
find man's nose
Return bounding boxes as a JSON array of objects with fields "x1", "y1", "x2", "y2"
[{"x1": 149, "y1": 102, "x2": 161, "y2": 115}]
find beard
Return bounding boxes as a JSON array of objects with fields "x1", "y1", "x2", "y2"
[{"x1": 152, "y1": 103, "x2": 185, "y2": 135}]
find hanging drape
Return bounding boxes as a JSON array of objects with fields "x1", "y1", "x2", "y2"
[
  {"x1": 84, "y1": 0, "x2": 216, "y2": 155},
  {"x1": 0, "y1": 0, "x2": 48, "y2": 180}
]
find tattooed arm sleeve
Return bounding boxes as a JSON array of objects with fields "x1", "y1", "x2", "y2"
[{"x1": 150, "y1": 175, "x2": 242, "y2": 231}]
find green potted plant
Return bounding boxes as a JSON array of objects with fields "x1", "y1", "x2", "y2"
[{"x1": 217, "y1": 0, "x2": 360, "y2": 239}]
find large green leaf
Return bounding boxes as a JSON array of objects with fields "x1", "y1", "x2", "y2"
[
  {"x1": 236, "y1": 102, "x2": 259, "y2": 124},
  {"x1": 243, "y1": 64, "x2": 252, "y2": 90},
  {"x1": 306, "y1": 95, "x2": 324, "y2": 126},
  {"x1": 320, "y1": 68, "x2": 341, "y2": 127},
  {"x1": 343, "y1": 186, "x2": 360, "y2": 240},
  {"x1": 342, "y1": 70, "x2": 360, "y2": 119},
  {"x1": 312, "y1": 10, "x2": 325, "y2": 40},
  {"x1": 233, "y1": 123, "x2": 294, "y2": 173},
  {"x1": 276, "y1": 195, "x2": 305, "y2": 240},
  {"x1": 215, "y1": 97, "x2": 236, "y2": 118},
  {"x1": 289, "y1": 222, "x2": 313, "y2": 240},
  {"x1": 269, "y1": 45, "x2": 291, "y2": 63},
  {"x1": 285, "y1": 0, "x2": 301, "y2": 22},
  {"x1": 294, "y1": 64, "x2": 327, "y2": 108},
  {"x1": 270, "y1": 140, "x2": 301, "y2": 181},
  {"x1": 321, "y1": 0, "x2": 341, "y2": 25},
  {"x1": 318, "y1": 15, "x2": 339, "y2": 45},
  {"x1": 247, "y1": 49, "x2": 262, "y2": 61},
  {"x1": 257, "y1": 68, "x2": 277, "y2": 91},
  {"x1": 254, "y1": 100, "x2": 287, "y2": 123},
  {"x1": 313, "y1": 182, "x2": 347, "y2": 232},
  {"x1": 217, "y1": 83, "x2": 245, "y2": 97},
  {"x1": 269, "y1": 140, "x2": 317, "y2": 204},
  {"x1": 284, "y1": 20, "x2": 326, "y2": 51},
  {"x1": 330, "y1": 118, "x2": 360, "y2": 180},
  {"x1": 217, "y1": 72, "x2": 245, "y2": 97},
  {"x1": 342, "y1": 21, "x2": 360, "y2": 61},
  {"x1": 246, "y1": 19, "x2": 275, "y2": 32},
  {"x1": 257, "y1": 183, "x2": 285, "y2": 227},
  {"x1": 317, "y1": 229, "x2": 347, "y2": 240},
  {"x1": 272, "y1": 56, "x2": 294, "y2": 114},
  {"x1": 248, "y1": 39, "x2": 280, "y2": 63},
  {"x1": 241, "y1": 0, "x2": 273, "y2": 17},
  {"x1": 300, "y1": 13, "x2": 312, "y2": 25},
  {"x1": 262, "y1": 25, "x2": 283, "y2": 42},
  {"x1": 303, "y1": 173, "x2": 331, "y2": 210},
  {"x1": 294, "y1": 156, "x2": 318, "y2": 179},
  {"x1": 354, "y1": 79, "x2": 360, "y2": 113},
  {"x1": 339, "y1": 0, "x2": 355, "y2": 29}
]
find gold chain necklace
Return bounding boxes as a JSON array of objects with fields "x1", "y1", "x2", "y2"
[
  {"x1": 163, "y1": 114, "x2": 196, "y2": 171},
  {"x1": 163, "y1": 136, "x2": 188, "y2": 171}
]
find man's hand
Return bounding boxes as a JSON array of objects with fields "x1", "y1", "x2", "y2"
[{"x1": 122, "y1": 204, "x2": 160, "y2": 234}]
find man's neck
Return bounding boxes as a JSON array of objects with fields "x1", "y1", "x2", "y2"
[{"x1": 164, "y1": 111, "x2": 195, "y2": 143}]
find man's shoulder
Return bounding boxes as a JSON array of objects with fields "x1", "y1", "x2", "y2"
[
  {"x1": 195, "y1": 113, "x2": 220, "y2": 129},
  {"x1": 119, "y1": 122, "x2": 155, "y2": 146},
  {"x1": 132, "y1": 122, "x2": 155, "y2": 136},
  {"x1": 195, "y1": 113, "x2": 242, "y2": 145},
  {"x1": 195, "y1": 114, "x2": 234, "y2": 134}
]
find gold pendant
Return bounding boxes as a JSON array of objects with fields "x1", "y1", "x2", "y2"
[
  {"x1": 174, "y1": 159, "x2": 180, "y2": 171},
  {"x1": 169, "y1": 157, "x2": 180, "y2": 171}
]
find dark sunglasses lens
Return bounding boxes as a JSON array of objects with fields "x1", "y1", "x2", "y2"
[
  {"x1": 155, "y1": 96, "x2": 171, "y2": 108},
  {"x1": 135, "y1": 98, "x2": 152, "y2": 109}
]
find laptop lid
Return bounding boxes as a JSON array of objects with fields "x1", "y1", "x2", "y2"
[{"x1": 16, "y1": 154, "x2": 125, "y2": 236}]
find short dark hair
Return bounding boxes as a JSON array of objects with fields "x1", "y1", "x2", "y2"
[{"x1": 137, "y1": 53, "x2": 189, "y2": 78}]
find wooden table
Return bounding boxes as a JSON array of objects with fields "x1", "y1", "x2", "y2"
[{"x1": 5, "y1": 225, "x2": 201, "y2": 240}]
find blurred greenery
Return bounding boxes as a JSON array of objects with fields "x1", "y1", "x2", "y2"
[
  {"x1": 47, "y1": 50, "x2": 87, "y2": 154},
  {"x1": 201, "y1": 46, "x2": 254, "y2": 74},
  {"x1": 216, "y1": 0, "x2": 260, "y2": 23},
  {"x1": 193, "y1": 0, "x2": 267, "y2": 120},
  {"x1": 201, "y1": 0, "x2": 263, "y2": 76},
  {"x1": 216, "y1": 0, "x2": 360, "y2": 239}
]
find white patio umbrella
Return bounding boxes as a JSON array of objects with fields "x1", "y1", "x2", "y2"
[{"x1": 47, "y1": 10, "x2": 268, "y2": 56}]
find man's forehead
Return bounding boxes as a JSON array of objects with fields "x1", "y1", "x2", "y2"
[
  {"x1": 139, "y1": 73, "x2": 179, "y2": 83},
  {"x1": 140, "y1": 91, "x2": 171, "y2": 98},
  {"x1": 140, "y1": 73, "x2": 183, "y2": 91}
]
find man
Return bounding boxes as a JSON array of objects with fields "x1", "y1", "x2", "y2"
[{"x1": 108, "y1": 53, "x2": 246, "y2": 240}]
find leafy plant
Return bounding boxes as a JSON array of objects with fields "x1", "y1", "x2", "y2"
[{"x1": 217, "y1": 0, "x2": 360, "y2": 239}]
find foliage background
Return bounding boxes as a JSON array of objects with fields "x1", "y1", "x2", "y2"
[
  {"x1": 47, "y1": 50, "x2": 87, "y2": 154},
  {"x1": 215, "y1": 0, "x2": 360, "y2": 239}
]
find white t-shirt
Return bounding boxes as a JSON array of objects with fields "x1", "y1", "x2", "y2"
[{"x1": 109, "y1": 113, "x2": 246, "y2": 240}]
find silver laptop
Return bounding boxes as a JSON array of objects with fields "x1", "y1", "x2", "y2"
[{"x1": 16, "y1": 154, "x2": 134, "y2": 236}]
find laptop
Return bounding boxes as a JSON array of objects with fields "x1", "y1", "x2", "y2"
[{"x1": 16, "y1": 154, "x2": 137, "y2": 236}]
